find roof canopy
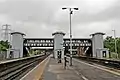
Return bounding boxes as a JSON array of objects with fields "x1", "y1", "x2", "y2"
[
  {"x1": 90, "y1": 32, "x2": 105, "y2": 36},
  {"x1": 52, "y1": 31, "x2": 65, "y2": 36},
  {"x1": 10, "y1": 32, "x2": 26, "y2": 36}
]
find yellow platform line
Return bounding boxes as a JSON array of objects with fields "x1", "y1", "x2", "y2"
[
  {"x1": 20, "y1": 55, "x2": 50, "y2": 80},
  {"x1": 74, "y1": 58, "x2": 120, "y2": 76}
]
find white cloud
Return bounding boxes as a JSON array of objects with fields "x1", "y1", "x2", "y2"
[
  {"x1": 72, "y1": 20, "x2": 119, "y2": 38},
  {"x1": 0, "y1": 0, "x2": 6, "y2": 2},
  {"x1": 0, "y1": 0, "x2": 119, "y2": 38},
  {"x1": 83, "y1": 0, "x2": 116, "y2": 13}
]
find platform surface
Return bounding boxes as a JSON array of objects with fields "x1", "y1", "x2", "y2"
[
  {"x1": 43, "y1": 56, "x2": 120, "y2": 80},
  {"x1": 43, "y1": 57, "x2": 82, "y2": 80}
]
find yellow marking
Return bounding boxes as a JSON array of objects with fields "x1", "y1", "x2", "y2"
[
  {"x1": 20, "y1": 55, "x2": 50, "y2": 80},
  {"x1": 74, "y1": 58, "x2": 120, "y2": 76}
]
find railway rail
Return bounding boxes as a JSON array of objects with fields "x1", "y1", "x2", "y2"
[{"x1": 0, "y1": 54, "x2": 50, "y2": 80}]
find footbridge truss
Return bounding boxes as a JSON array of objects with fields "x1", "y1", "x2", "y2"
[{"x1": 24, "y1": 38, "x2": 92, "y2": 48}]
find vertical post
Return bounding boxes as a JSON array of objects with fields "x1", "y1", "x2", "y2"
[
  {"x1": 2, "y1": 24, "x2": 11, "y2": 41},
  {"x1": 69, "y1": 8, "x2": 72, "y2": 66},
  {"x1": 112, "y1": 30, "x2": 117, "y2": 56},
  {"x1": 62, "y1": 7, "x2": 78, "y2": 66},
  {"x1": 2, "y1": 24, "x2": 11, "y2": 58}
]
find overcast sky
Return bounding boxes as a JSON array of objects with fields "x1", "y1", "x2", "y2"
[{"x1": 0, "y1": 0, "x2": 120, "y2": 38}]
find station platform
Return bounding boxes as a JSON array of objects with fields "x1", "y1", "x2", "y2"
[
  {"x1": 21, "y1": 55, "x2": 120, "y2": 80},
  {"x1": 42, "y1": 55, "x2": 120, "y2": 80},
  {"x1": 43, "y1": 57, "x2": 82, "y2": 80}
]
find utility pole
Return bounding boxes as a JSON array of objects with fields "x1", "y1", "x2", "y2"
[
  {"x1": 69, "y1": 8, "x2": 73, "y2": 66},
  {"x1": 2, "y1": 24, "x2": 11, "y2": 41},
  {"x1": 1, "y1": 24, "x2": 11, "y2": 58},
  {"x1": 112, "y1": 30, "x2": 117, "y2": 57}
]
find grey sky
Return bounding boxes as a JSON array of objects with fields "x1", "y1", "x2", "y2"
[{"x1": 0, "y1": 0, "x2": 120, "y2": 38}]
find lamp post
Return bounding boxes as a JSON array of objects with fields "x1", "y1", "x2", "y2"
[
  {"x1": 62, "y1": 7, "x2": 78, "y2": 66},
  {"x1": 112, "y1": 30, "x2": 117, "y2": 57}
]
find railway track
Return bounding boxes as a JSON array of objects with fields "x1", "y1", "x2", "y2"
[{"x1": 0, "y1": 54, "x2": 50, "y2": 80}]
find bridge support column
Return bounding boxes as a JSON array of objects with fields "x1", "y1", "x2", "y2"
[
  {"x1": 91, "y1": 32, "x2": 105, "y2": 58},
  {"x1": 11, "y1": 32, "x2": 25, "y2": 58},
  {"x1": 52, "y1": 32, "x2": 65, "y2": 59}
]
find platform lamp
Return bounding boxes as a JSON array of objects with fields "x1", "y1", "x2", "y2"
[{"x1": 62, "y1": 7, "x2": 79, "y2": 66}]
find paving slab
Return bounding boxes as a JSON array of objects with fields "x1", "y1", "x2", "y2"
[
  {"x1": 71, "y1": 58, "x2": 120, "y2": 80},
  {"x1": 43, "y1": 57, "x2": 82, "y2": 80},
  {"x1": 43, "y1": 56, "x2": 120, "y2": 80}
]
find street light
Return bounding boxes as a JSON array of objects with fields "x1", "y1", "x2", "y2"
[
  {"x1": 112, "y1": 30, "x2": 117, "y2": 57},
  {"x1": 62, "y1": 7, "x2": 78, "y2": 66}
]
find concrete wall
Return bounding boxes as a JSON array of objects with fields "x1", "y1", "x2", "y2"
[
  {"x1": 53, "y1": 33, "x2": 64, "y2": 59},
  {"x1": 12, "y1": 34, "x2": 23, "y2": 58},
  {"x1": 54, "y1": 34, "x2": 63, "y2": 50},
  {"x1": 92, "y1": 33, "x2": 104, "y2": 57},
  {"x1": 96, "y1": 48, "x2": 109, "y2": 59}
]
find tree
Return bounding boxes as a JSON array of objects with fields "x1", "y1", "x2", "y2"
[
  {"x1": 104, "y1": 36, "x2": 120, "y2": 58},
  {"x1": 104, "y1": 36, "x2": 114, "y2": 52},
  {"x1": 0, "y1": 40, "x2": 11, "y2": 51}
]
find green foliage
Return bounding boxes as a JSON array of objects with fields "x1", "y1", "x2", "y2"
[
  {"x1": 0, "y1": 40, "x2": 11, "y2": 51},
  {"x1": 104, "y1": 36, "x2": 114, "y2": 52},
  {"x1": 104, "y1": 36, "x2": 120, "y2": 58},
  {"x1": 111, "y1": 52, "x2": 118, "y2": 59}
]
